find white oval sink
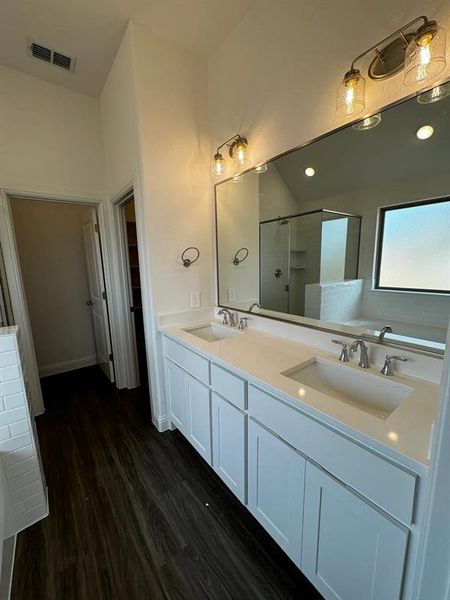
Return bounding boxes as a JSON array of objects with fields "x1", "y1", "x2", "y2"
[
  {"x1": 183, "y1": 322, "x2": 242, "y2": 342},
  {"x1": 282, "y1": 357, "x2": 412, "y2": 419}
]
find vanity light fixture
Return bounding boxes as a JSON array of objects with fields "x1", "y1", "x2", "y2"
[
  {"x1": 305, "y1": 167, "x2": 315, "y2": 177},
  {"x1": 416, "y1": 125, "x2": 434, "y2": 139},
  {"x1": 212, "y1": 134, "x2": 250, "y2": 178},
  {"x1": 417, "y1": 81, "x2": 450, "y2": 104},
  {"x1": 352, "y1": 113, "x2": 382, "y2": 131},
  {"x1": 336, "y1": 16, "x2": 447, "y2": 117}
]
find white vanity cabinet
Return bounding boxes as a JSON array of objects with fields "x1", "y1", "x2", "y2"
[
  {"x1": 247, "y1": 418, "x2": 305, "y2": 567},
  {"x1": 211, "y1": 392, "x2": 246, "y2": 502},
  {"x1": 302, "y1": 461, "x2": 409, "y2": 600},
  {"x1": 165, "y1": 357, "x2": 212, "y2": 464},
  {"x1": 162, "y1": 332, "x2": 423, "y2": 600}
]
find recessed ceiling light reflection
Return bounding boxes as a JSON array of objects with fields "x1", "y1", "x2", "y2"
[
  {"x1": 298, "y1": 387, "x2": 306, "y2": 398},
  {"x1": 305, "y1": 167, "x2": 315, "y2": 177},
  {"x1": 255, "y1": 164, "x2": 268, "y2": 174},
  {"x1": 416, "y1": 125, "x2": 434, "y2": 139},
  {"x1": 388, "y1": 431, "x2": 399, "y2": 442},
  {"x1": 232, "y1": 174, "x2": 243, "y2": 183},
  {"x1": 352, "y1": 113, "x2": 382, "y2": 131}
]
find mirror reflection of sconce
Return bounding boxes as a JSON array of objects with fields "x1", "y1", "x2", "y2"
[
  {"x1": 233, "y1": 247, "x2": 249, "y2": 266},
  {"x1": 337, "y1": 15, "x2": 447, "y2": 118},
  {"x1": 182, "y1": 246, "x2": 200, "y2": 268}
]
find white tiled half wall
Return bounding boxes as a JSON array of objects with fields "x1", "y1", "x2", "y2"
[{"x1": 0, "y1": 326, "x2": 48, "y2": 537}]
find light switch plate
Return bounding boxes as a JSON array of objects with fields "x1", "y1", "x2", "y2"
[
  {"x1": 190, "y1": 291, "x2": 201, "y2": 309},
  {"x1": 228, "y1": 288, "x2": 236, "y2": 302}
]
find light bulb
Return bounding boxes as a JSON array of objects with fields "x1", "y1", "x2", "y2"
[
  {"x1": 229, "y1": 136, "x2": 250, "y2": 168},
  {"x1": 404, "y1": 21, "x2": 446, "y2": 85},
  {"x1": 416, "y1": 125, "x2": 434, "y2": 140},
  {"x1": 305, "y1": 167, "x2": 315, "y2": 177},
  {"x1": 336, "y1": 68, "x2": 365, "y2": 117},
  {"x1": 212, "y1": 152, "x2": 225, "y2": 178}
]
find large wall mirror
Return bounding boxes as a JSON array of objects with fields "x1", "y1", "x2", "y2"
[{"x1": 216, "y1": 82, "x2": 450, "y2": 354}]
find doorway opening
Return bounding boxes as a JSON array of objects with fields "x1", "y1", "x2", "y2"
[
  {"x1": 9, "y1": 197, "x2": 115, "y2": 384},
  {"x1": 120, "y1": 195, "x2": 148, "y2": 389}
]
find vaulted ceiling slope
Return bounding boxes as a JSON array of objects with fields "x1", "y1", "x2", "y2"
[{"x1": 0, "y1": 0, "x2": 255, "y2": 97}]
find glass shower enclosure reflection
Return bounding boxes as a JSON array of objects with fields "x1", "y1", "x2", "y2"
[{"x1": 259, "y1": 210, "x2": 361, "y2": 317}]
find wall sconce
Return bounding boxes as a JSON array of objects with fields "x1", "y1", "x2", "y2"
[
  {"x1": 336, "y1": 15, "x2": 447, "y2": 117},
  {"x1": 181, "y1": 247, "x2": 200, "y2": 268},
  {"x1": 212, "y1": 134, "x2": 250, "y2": 178}
]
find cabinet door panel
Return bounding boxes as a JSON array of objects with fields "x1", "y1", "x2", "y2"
[
  {"x1": 212, "y1": 393, "x2": 246, "y2": 502},
  {"x1": 248, "y1": 419, "x2": 305, "y2": 567},
  {"x1": 302, "y1": 462, "x2": 408, "y2": 600},
  {"x1": 186, "y1": 374, "x2": 212, "y2": 464},
  {"x1": 166, "y1": 360, "x2": 185, "y2": 432}
]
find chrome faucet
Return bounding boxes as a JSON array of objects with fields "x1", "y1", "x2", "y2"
[
  {"x1": 379, "y1": 326, "x2": 393, "y2": 342},
  {"x1": 380, "y1": 354, "x2": 407, "y2": 376},
  {"x1": 350, "y1": 339, "x2": 371, "y2": 368},
  {"x1": 249, "y1": 303, "x2": 261, "y2": 312},
  {"x1": 218, "y1": 308, "x2": 237, "y2": 327},
  {"x1": 332, "y1": 339, "x2": 349, "y2": 362}
]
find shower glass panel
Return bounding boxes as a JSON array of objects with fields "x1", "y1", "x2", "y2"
[
  {"x1": 260, "y1": 219, "x2": 290, "y2": 313},
  {"x1": 259, "y1": 210, "x2": 361, "y2": 318}
]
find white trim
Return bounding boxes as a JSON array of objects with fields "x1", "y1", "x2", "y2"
[
  {"x1": 0, "y1": 190, "x2": 44, "y2": 415},
  {"x1": 414, "y1": 318, "x2": 450, "y2": 599},
  {"x1": 39, "y1": 355, "x2": 98, "y2": 377},
  {"x1": 108, "y1": 184, "x2": 140, "y2": 389},
  {"x1": 155, "y1": 413, "x2": 171, "y2": 432},
  {"x1": 0, "y1": 535, "x2": 16, "y2": 600}
]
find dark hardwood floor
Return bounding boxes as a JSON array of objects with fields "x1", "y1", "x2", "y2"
[{"x1": 11, "y1": 366, "x2": 323, "y2": 600}]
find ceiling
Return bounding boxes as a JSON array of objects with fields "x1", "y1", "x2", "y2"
[{"x1": 0, "y1": 0, "x2": 255, "y2": 97}]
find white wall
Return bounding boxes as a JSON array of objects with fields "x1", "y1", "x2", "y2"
[
  {"x1": 10, "y1": 199, "x2": 97, "y2": 374},
  {"x1": 99, "y1": 25, "x2": 140, "y2": 199},
  {"x1": 0, "y1": 66, "x2": 104, "y2": 200}
]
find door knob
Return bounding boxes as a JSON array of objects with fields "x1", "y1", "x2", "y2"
[
  {"x1": 274, "y1": 268, "x2": 283, "y2": 278},
  {"x1": 86, "y1": 299, "x2": 93, "y2": 306}
]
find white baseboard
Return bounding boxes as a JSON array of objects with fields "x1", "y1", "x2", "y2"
[
  {"x1": 39, "y1": 355, "x2": 98, "y2": 378},
  {"x1": 0, "y1": 535, "x2": 16, "y2": 600},
  {"x1": 154, "y1": 413, "x2": 171, "y2": 432}
]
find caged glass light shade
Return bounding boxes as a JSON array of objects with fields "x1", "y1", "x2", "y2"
[
  {"x1": 404, "y1": 21, "x2": 447, "y2": 85},
  {"x1": 336, "y1": 69, "x2": 366, "y2": 117}
]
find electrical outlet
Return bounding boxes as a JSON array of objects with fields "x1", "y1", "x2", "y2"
[
  {"x1": 228, "y1": 288, "x2": 236, "y2": 302},
  {"x1": 190, "y1": 291, "x2": 201, "y2": 309}
]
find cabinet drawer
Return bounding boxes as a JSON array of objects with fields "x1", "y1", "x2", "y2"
[
  {"x1": 248, "y1": 385, "x2": 417, "y2": 525},
  {"x1": 211, "y1": 363, "x2": 246, "y2": 410},
  {"x1": 164, "y1": 337, "x2": 209, "y2": 385}
]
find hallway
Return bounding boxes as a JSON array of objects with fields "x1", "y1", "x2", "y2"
[{"x1": 11, "y1": 368, "x2": 322, "y2": 600}]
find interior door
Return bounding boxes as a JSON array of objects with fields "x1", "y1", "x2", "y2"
[{"x1": 82, "y1": 209, "x2": 114, "y2": 382}]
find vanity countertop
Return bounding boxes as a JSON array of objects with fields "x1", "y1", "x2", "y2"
[{"x1": 161, "y1": 323, "x2": 440, "y2": 468}]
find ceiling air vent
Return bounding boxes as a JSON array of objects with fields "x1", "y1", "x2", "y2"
[{"x1": 27, "y1": 39, "x2": 76, "y2": 73}]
